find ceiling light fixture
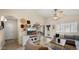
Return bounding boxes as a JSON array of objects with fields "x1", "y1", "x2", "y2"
[{"x1": 53, "y1": 9, "x2": 64, "y2": 20}]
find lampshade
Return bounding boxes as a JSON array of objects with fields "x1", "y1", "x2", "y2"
[{"x1": 0, "y1": 16, "x2": 7, "y2": 21}]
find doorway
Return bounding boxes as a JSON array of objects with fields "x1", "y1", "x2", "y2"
[
  {"x1": 2, "y1": 16, "x2": 20, "y2": 50},
  {"x1": 4, "y1": 16, "x2": 18, "y2": 40}
]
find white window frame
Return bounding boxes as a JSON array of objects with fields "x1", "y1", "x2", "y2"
[{"x1": 56, "y1": 22, "x2": 77, "y2": 33}]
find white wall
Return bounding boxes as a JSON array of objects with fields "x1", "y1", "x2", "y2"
[
  {"x1": 0, "y1": 10, "x2": 45, "y2": 25},
  {"x1": 0, "y1": 30, "x2": 5, "y2": 49},
  {"x1": 0, "y1": 10, "x2": 45, "y2": 45}
]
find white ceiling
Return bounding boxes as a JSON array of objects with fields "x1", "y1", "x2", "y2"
[
  {"x1": 0, "y1": 9, "x2": 79, "y2": 18},
  {"x1": 5, "y1": 16, "x2": 17, "y2": 21},
  {"x1": 35, "y1": 9, "x2": 79, "y2": 18}
]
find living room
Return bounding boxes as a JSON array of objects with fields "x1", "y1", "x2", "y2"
[{"x1": 0, "y1": 9, "x2": 79, "y2": 50}]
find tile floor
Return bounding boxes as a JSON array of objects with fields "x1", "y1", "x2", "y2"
[{"x1": 2, "y1": 39, "x2": 23, "y2": 50}]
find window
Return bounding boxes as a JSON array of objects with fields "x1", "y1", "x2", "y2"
[{"x1": 56, "y1": 22, "x2": 77, "y2": 33}]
